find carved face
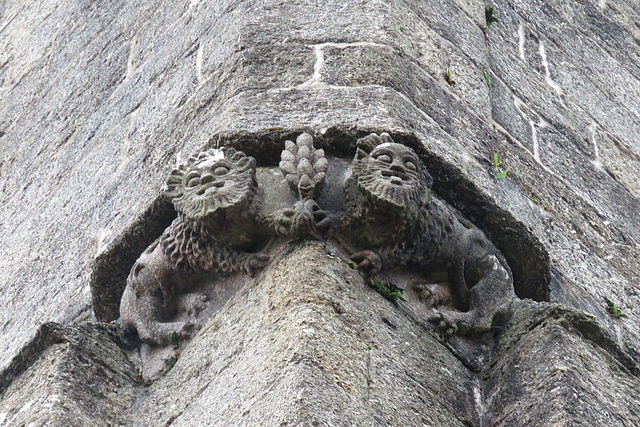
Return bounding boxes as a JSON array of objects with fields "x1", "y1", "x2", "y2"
[
  {"x1": 356, "y1": 143, "x2": 430, "y2": 207},
  {"x1": 165, "y1": 148, "x2": 257, "y2": 222}
]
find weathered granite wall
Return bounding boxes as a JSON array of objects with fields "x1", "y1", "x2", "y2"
[{"x1": 1, "y1": 0, "x2": 640, "y2": 425}]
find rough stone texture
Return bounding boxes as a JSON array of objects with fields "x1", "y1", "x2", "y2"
[
  {"x1": 0, "y1": 323, "x2": 138, "y2": 426},
  {"x1": 135, "y1": 242, "x2": 479, "y2": 426},
  {"x1": 1, "y1": 0, "x2": 640, "y2": 424},
  {"x1": 484, "y1": 301, "x2": 640, "y2": 426}
]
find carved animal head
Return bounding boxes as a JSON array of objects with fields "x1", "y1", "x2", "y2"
[
  {"x1": 353, "y1": 133, "x2": 432, "y2": 207},
  {"x1": 165, "y1": 148, "x2": 258, "y2": 223}
]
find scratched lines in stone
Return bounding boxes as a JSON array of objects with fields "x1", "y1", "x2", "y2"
[
  {"x1": 513, "y1": 96, "x2": 547, "y2": 163},
  {"x1": 196, "y1": 42, "x2": 205, "y2": 85},
  {"x1": 588, "y1": 121, "x2": 603, "y2": 168},
  {"x1": 298, "y1": 41, "x2": 387, "y2": 89},
  {"x1": 519, "y1": 25, "x2": 566, "y2": 108},
  {"x1": 125, "y1": 30, "x2": 139, "y2": 80},
  {"x1": 518, "y1": 24, "x2": 526, "y2": 62},
  {"x1": 538, "y1": 40, "x2": 567, "y2": 109},
  {"x1": 264, "y1": 41, "x2": 442, "y2": 129},
  {"x1": 538, "y1": 41, "x2": 562, "y2": 98}
]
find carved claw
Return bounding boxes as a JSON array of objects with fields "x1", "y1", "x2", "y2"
[
  {"x1": 245, "y1": 253, "x2": 271, "y2": 276},
  {"x1": 310, "y1": 202, "x2": 335, "y2": 236},
  {"x1": 428, "y1": 310, "x2": 475, "y2": 336},
  {"x1": 272, "y1": 199, "x2": 333, "y2": 240},
  {"x1": 428, "y1": 311, "x2": 458, "y2": 336},
  {"x1": 181, "y1": 293, "x2": 210, "y2": 317},
  {"x1": 350, "y1": 250, "x2": 382, "y2": 276},
  {"x1": 179, "y1": 321, "x2": 198, "y2": 337},
  {"x1": 138, "y1": 320, "x2": 199, "y2": 346},
  {"x1": 411, "y1": 281, "x2": 452, "y2": 308}
]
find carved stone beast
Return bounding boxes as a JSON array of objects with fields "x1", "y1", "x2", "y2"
[
  {"x1": 340, "y1": 133, "x2": 516, "y2": 335},
  {"x1": 120, "y1": 148, "x2": 270, "y2": 345}
]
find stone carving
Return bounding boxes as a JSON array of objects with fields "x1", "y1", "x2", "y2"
[
  {"x1": 120, "y1": 148, "x2": 270, "y2": 346},
  {"x1": 279, "y1": 132, "x2": 328, "y2": 200},
  {"x1": 340, "y1": 133, "x2": 516, "y2": 335},
  {"x1": 272, "y1": 133, "x2": 333, "y2": 240},
  {"x1": 120, "y1": 132, "x2": 516, "y2": 345}
]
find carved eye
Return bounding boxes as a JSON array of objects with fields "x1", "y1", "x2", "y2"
[
  {"x1": 405, "y1": 161, "x2": 417, "y2": 171},
  {"x1": 375, "y1": 154, "x2": 392, "y2": 163},
  {"x1": 185, "y1": 172, "x2": 201, "y2": 187},
  {"x1": 213, "y1": 166, "x2": 229, "y2": 176}
]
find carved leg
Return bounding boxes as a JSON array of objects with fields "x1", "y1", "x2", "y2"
[
  {"x1": 431, "y1": 252, "x2": 514, "y2": 336},
  {"x1": 135, "y1": 318, "x2": 198, "y2": 346},
  {"x1": 410, "y1": 281, "x2": 452, "y2": 307},
  {"x1": 350, "y1": 250, "x2": 382, "y2": 276}
]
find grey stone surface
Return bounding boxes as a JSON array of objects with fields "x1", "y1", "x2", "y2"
[
  {"x1": 0, "y1": 323, "x2": 138, "y2": 426},
  {"x1": 135, "y1": 242, "x2": 479, "y2": 426},
  {"x1": 1, "y1": 0, "x2": 640, "y2": 424},
  {"x1": 485, "y1": 301, "x2": 640, "y2": 426}
]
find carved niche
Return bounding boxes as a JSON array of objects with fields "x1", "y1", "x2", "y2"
[{"x1": 120, "y1": 132, "x2": 515, "y2": 347}]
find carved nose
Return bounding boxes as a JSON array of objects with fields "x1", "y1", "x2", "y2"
[{"x1": 390, "y1": 158, "x2": 404, "y2": 172}]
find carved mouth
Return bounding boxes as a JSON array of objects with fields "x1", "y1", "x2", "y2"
[
  {"x1": 380, "y1": 170, "x2": 407, "y2": 185},
  {"x1": 195, "y1": 181, "x2": 224, "y2": 196}
]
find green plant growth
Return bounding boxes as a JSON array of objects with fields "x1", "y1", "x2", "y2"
[
  {"x1": 624, "y1": 339, "x2": 634, "y2": 349},
  {"x1": 484, "y1": 69, "x2": 492, "y2": 90},
  {"x1": 123, "y1": 369, "x2": 143, "y2": 383},
  {"x1": 485, "y1": 5, "x2": 499, "y2": 30},
  {"x1": 369, "y1": 276, "x2": 406, "y2": 305},
  {"x1": 162, "y1": 351, "x2": 180, "y2": 369},
  {"x1": 444, "y1": 69, "x2": 456, "y2": 86},
  {"x1": 170, "y1": 331, "x2": 179, "y2": 350},
  {"x1": 603, "y1": 296, "x2": 627, "y2": 318},
  {"x1": 493, "y1": 153, "x2": 509, "y2": 179}
]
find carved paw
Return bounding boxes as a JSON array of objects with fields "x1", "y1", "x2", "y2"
[
  {"x1": 428, "y1": 311, "x2": 458, "y2": 336},
  {"x1": 350, "y1": 250, "x2": 382, "y2": 276},
  {"x1": 272, "y1": 199, "x2": 333, "y2": 240},
  {"x1": 245, "y1": 253, "x2": 271, "y2": 276},
  {"x1": 308, "y1": 202, "x2": 334, "y2": 236},
  {"x1": 428, "y1": 310, "x2": 473, "y2": 336},
  {"x1": 181, "y1": 293, "x2": 210, "y2": 317},
  {"x1": 356, "y1": 132, "x2": 394, "y2": 153},
  {"x1": 176, "y1": 321, "x2": 200, "y2": 340},
  {"x1": 411, "y1": 281, "x2": 452, "y2": 308},
  {"x1": 142, "y1": 320, "x2": 200, "y2": 346},
  {"x1": 273, "y1": 208, "x2": 296, "y2": 236}
]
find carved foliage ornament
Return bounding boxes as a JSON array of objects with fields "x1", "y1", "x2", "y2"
[{"x1": 120, "y1": 132, "x2": 515, "y2": 346}]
